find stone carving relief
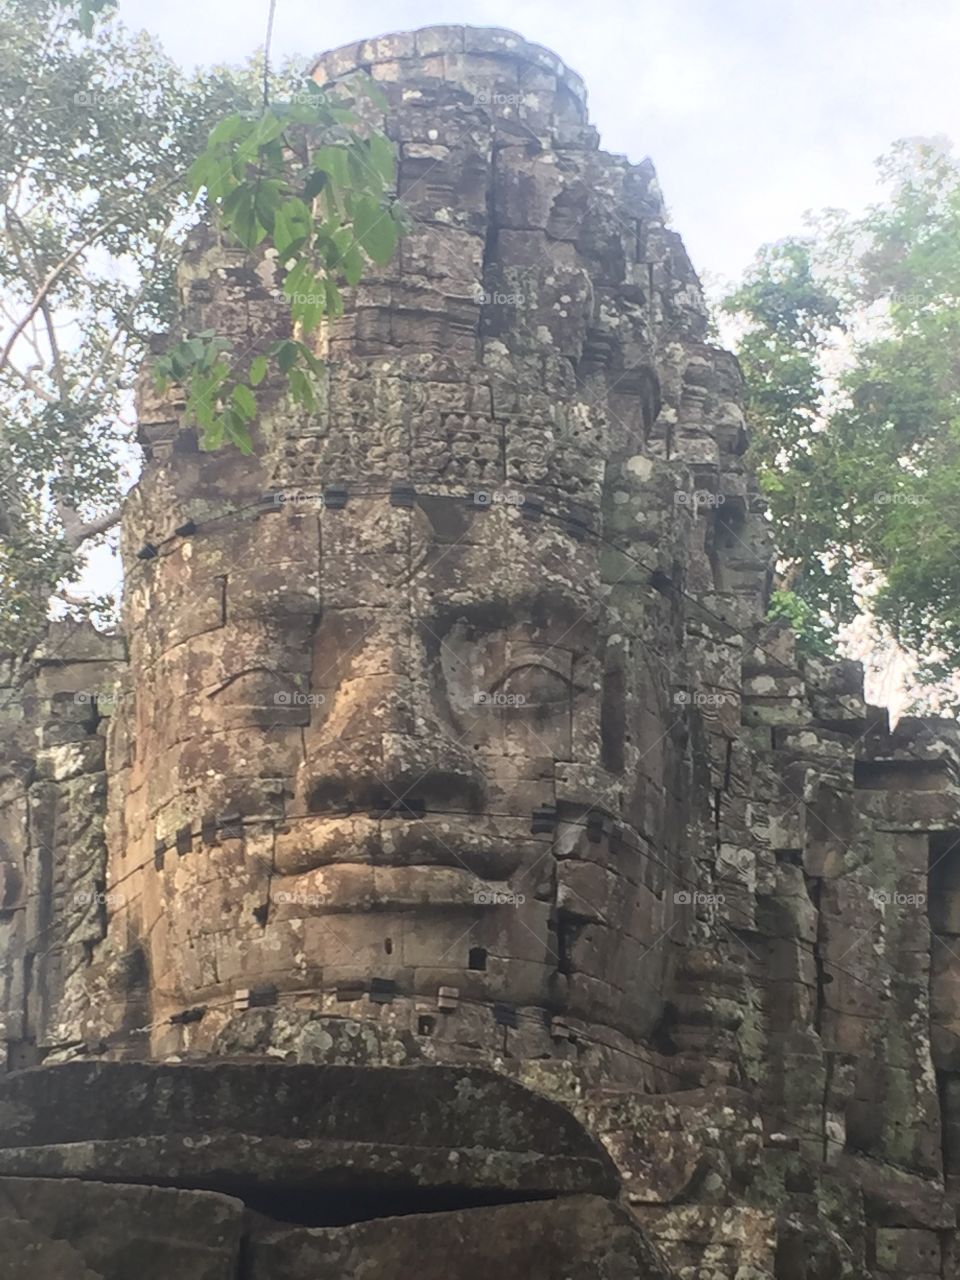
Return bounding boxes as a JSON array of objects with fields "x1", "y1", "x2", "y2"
[{"x1": 2, "y1": 25, "x2": 960, "y2": 1280}]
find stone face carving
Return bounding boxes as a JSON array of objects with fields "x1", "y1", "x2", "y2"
[
  {"x1": 3, "y1": 23, "x2": 960, "y2": 1280},
  {"x1": 70, "y1": 22, "x2": 747, "y2": 1069}
]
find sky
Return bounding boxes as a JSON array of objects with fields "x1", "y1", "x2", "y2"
[{"x1": 115, "y1": 0, "x2": 960, "y2": 289}]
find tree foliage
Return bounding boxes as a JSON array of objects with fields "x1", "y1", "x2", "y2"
[
  {"x1": 157, "y1": 77, "x2": 403, "y2": 453},
  {"x1": 723, "y1": 140, "x2": 960, "y2": 689},
  {"x1": 0, "y1": 0, "x2": 401, "y2": 653}
]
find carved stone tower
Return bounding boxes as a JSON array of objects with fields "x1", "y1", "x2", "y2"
[
  {"x1": 79, "y1": 24, "x2": 764, "y2": 1069},
  {"x1": 2, "y1": 26, "x2": 960, "y2": 1280}
]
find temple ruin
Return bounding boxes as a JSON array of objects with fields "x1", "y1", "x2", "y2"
[{"x1": 1, "y1": 23, "x2": 960, "y2": 1279}]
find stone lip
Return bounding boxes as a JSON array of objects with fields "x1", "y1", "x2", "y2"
[{"x1": 0, "y1": 1061, "x2": 619, "y2": 1199}]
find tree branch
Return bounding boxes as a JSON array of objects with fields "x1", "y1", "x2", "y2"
[
  {"x1": 0, "y1": 211, "x2": 124, "y2": 372},
  {"x1": 57, "y1": 503, "x2": 122, "y2": 550},
  {"x1": 1, "y1": 360, "x2": 56, "y2": 402}
]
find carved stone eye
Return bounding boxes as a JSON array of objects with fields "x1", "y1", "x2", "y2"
[{"x1": 496, "y1": 664, "x2": 569, "y2": 709}]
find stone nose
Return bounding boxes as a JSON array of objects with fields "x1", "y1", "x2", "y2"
[{"x1": 298, "y1": 624, "x2": 484, "y2": 816}]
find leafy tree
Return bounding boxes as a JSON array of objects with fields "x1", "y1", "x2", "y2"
[
  {"x1": 723, "y1": 140, "x2": 960, "y2": 691},
  {"x1": 0, "y1": 0, "x2": 402, "y2": 653}
]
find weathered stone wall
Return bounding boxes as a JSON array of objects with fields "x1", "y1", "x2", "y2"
[
  {"x1": 0, "y1": 624, "x2": 124, "y2": 1067},
  {"x1": 2, "y1": 24, "x2": 960, "y2": 1280}
]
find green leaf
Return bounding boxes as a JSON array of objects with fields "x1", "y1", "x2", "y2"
[
  {"x1": 254, "y1": 180, "x2": 284, "y2": 233},
  {"x1": 368, "y1": 133, "x2": 396, "y2": 185},
  {"x1": 201, "y1": 417, "x2": 225, "y2": 451},
  {"x1": 274, "y1": 340, "x2": 300, "y2": 375},
  {"x1": 347, "y1": 147, "x2": 373, "y2": 191},
  {"x1": 274, "y1": 197, "x2": 313, "y2": 257},
  {"x1": 208, "y1": 113, "x2": 247, "y2": 148},
  {"x1": 325, "y1": 278, "x2": 344, "y2": 318},
  {"x1": 231, "y1": 383, "x2": 257, "y2": 421},
  {"x1": 253, "y1": 110, "x2": 287, "y2": 148},
  {"x1": 283, "y1": 259, "x2": 313, "y2": 300},
  {"x1": 222, "y1": 186, "x2": 266, "y2": 248},
  {"x1": 313, "y1": 145, "x2": 351, "y2": 188},
  {"x1": 187, "y1": 154, "x2": 215, "y2": 200},
  {"x1": 351, "y1": 194, "x2": 398, "y2": 265},
  {"x1": 342, "y1": 243, "x2": 364, "y2": 286},
  {"x1": 249, "y1": 356, "x2": 268, "y2": 387},
  {"x1": 295, "y1": 342, "x2": 324, "y2": 375},
  {"x1": 290, "y1": 274, "x2": 326, "y2": 333},
  {"x1": 304, "y1": 170, "x2": 328, "y2": 200},
  {"x1": 288, "y1": 366, "x2": 318, "y2": 411},
  {"x1": 222, "y1": 408, "x2": 253, "y2": 454}
]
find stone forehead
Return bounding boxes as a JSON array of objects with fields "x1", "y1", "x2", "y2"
[{"x1": 156, "y1": 22, "x2": 720, "y2": 519}]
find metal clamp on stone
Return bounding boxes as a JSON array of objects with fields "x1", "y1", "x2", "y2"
[
  {"x1": 217, "y1": 812, "x2": 243, "y2": 841},
  {"x1": 437, "y1": 985, "x2": 460, "y2": 1011},
  {"x1": 335, "y1": 979, "x2": 367, "y2": 1002},
  {"x1": 390, "y1": 484, "x2": 416, "y2": 509},
  {"x1": 370, "y1": 977, "x2": 397, "y2": 1005},
  {"x1": 323, "y1": 485, "x2": 349, "y2": 509},
  {"x1": 493, "y1": 1002, "x2": 518, "y2": 1028},
  {"x1": 531, "y1": 804, "x2": 558, "y2": 834},
  {"x1": 234, "y1": 985, "x2": 278, "y2": 1011}
]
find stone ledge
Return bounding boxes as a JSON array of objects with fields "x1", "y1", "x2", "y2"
[{"x1": 0, "y1": 1061, "x2": 618, "y2": 1199}]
